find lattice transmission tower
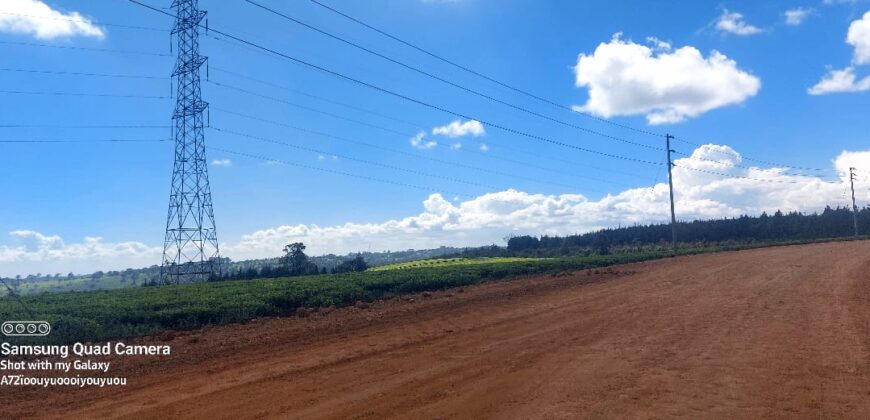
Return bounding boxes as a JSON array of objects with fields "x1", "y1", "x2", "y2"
[{"x1": 161, "y1": 0, "x2": 220, "y2": 283}]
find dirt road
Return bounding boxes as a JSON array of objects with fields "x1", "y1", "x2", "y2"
[{"x1": 3, "y1": 241, "x2": 870, "y2": 419}]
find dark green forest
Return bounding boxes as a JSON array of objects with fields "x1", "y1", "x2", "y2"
[{"x1": 498, "y1": 206, "x2": 869, "y2": 256}]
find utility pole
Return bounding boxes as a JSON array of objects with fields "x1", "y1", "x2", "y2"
[
  {"x1": 850, "y1": 167, "x2": 859, "y2": 237},
  {"x1": 666, "y1": 134, "x2": 677, "y2": 253},
  {"x1": 161, "y1": 0, "x2": 220, "y2": 283}
]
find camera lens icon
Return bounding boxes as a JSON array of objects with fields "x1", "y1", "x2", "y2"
[{"x1": 1, "y1": 321, "x2": 51, "y2": 337}]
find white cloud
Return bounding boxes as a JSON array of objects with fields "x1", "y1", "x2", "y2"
[
  {"x1": 848, "y1": 11, "x2": 870, "y2": 65},
  {"x1": 809, "y1": 12, "x2": 870, "y2": 95},
  {"x1": 0, "y1": 0, "x2": 104, "y2": 40},
  {"x1": 450, "y1": 142, "x2": 462, "y2": 150},
  {"x1": 645, "y1": 36, "x2": 672, "y2": 51},
  {"x1": 211, "y1": 159, "x2": 232, "y2": 167},
  {"x1": 715, "y1": 10, "x2": 762, "y2": 36},
  {"x1": 221, "y1": 144, "x2": 868, "y2": 261},
  {"x1": 3, "y1": 145, "x2": 867, "y2": 277},
  {"x1": 808, "y1": 67, "x2": 870, "y2": 94},
  {"x1": 0, "y1": 231, "x2": 160, "y2": 277},
  {"x1": 573, "y1": 34, "x2": 761, "y2": 125},
  {"x1": 784, "y1": 8, "x2": 812, "y2": 26},
  {"x1": 479, "y1": 143, "x2": 489, "y2": 152},
  {"x1": 432, "y1": 120, "x2": 485, "y2": 138},
  {"x1": 410, "y1": 131, "x2": 437, "y2": 150}
]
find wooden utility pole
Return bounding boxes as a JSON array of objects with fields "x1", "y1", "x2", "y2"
[
  {"x1": 850, "y1": 167, "x2": 859, "y2": 237},
  {"x1": 666, "y1": 134, "x2": 677, "y2": 253}
]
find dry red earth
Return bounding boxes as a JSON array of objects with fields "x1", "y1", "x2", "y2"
[{"x1": 3, "y1": 241, "x2": 870, "y2": 419}]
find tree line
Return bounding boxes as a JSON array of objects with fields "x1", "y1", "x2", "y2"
[
  {"x1": 498, "y1": 206, "x2": 870, "y2": 257},
  {"x1": 207, "y1": 242, "x2": 369, "y2": 282}
]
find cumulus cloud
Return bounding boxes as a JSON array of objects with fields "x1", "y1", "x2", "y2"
[
  {"x1": 715, "y1": 10, "x2": 762, "y2": 36},
  {"x1": 211, "y1": 159, "x2": 232, "y2": 167},
  {"x1": 220, "y1": 144, "x2": 867, "y2": 261},
  {"x1": 0, "y1": 231, "x2": 160, "y2": 277},
  {"x1": 410, "y1": 131, "x2": 437, "y2": 150},
  {"x1": 848, "y1": 11, "x2": 870, "y2": 65},
  {"x1": 0, "y1": 0, "x2": 105, "y2": 40},
  {"x1": 784, "y1": 8, "x2": 812, "y2": 26},
  {"x1": 810, "y1": 12, "x2": 870, "y2": 95},
  {"x1": 573, "y1": 34, "x2": 761, "y2": 125},
  {"x1": 808, "y1": 67, "x2": 870, "y2": 94},
  {"x1": 432, "y1": 120, "x2": 485, "y2": 138},
  {"x1": 4, "y1": 144, "x2": 867, "y2": 277},
  {"x1": 450, "y1": 142, "x2": 462, "y2": 150}
]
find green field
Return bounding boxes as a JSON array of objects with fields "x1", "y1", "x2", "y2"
[
  {"x1": 0, "y1": 251, "x2": 675, "y2": 345},
  {"x1": 2, "y1": 238, "x2": 860, "y2": 346},
  {"x1": 368, "y1": 257, "x2": 540, "y2": 271}
]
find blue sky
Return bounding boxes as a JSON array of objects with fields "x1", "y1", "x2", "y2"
[{"x1": 1, "y1": 0, "x2": 870, "y2": 276}]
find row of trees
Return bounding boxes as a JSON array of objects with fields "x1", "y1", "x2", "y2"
[
  {"x1": 211, "y1": 243, "x2": 369, "y2": 281},
  {"x1": 501, "y1": 206, "x2": 870, "y2": 256},
  {"x1": 4, "y1": 245, "x2": 466, "y2": 294}
]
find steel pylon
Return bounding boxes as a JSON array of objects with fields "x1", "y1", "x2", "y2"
[{"x1": 161, "y1": 0, "x2": 219, "y2": 283}]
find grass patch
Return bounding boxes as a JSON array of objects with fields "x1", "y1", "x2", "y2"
[
  {"x1": 1, "y1": 251, "x2": 672, "y2": 345},
  {"x1": 368, "y1": 257, "x2": 540, "y2": 271}
]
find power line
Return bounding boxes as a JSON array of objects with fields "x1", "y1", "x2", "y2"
[
  {"x1": 670, "y1": 136, "x2": 830, "y2": 173},
  {"x1": 211, "y1": 146, "x2": 470, "y2": 198},
  {"x1": 128, "y1": 0, "x2": 665, "y2": 167},
  {"x1": 210, "y1": 65, "x2": 422, "y2": 128},
  {"x1": 0, "y1": 124, "x2": 169, "y2": 129},
  {"x1": 306, "y1": 0, "x2": 839, "y2": 176},
  {"x1": 0, "y1": 89, "x2": 169, "y2": 99},
  {"x1": 208, "y1": 76, "x2": 650, "y2": 181},
  {"x1": 307, "y1": 0, "x2": 663, "y2": 139},
  {"x1": 306, "y1": 0, "x2": 845, "y2": 176},
  {"x1": 0, "y1": 40, "x2": 170, "y2": 57},
  {"x1": 208, "y1": 76, "x2": 657, "y2": 181},
  {"x1": 243, "y1": 0, "x2": 663, "y2": 152},
  {"x1": 211, "y1": 126, "x2": 502, "y2": 190},
  {"x1": 675, "y1": 164, "x2": 836, "y2": 185},
  {"x1": 206, "y1": 79, "x2": 410, "y2": 137},
  {"x1": 0, "y1": 67, "x2": 167, "y2": 80},
  {"x1": 0, "y1": 278, "x2": 35, "y2": 319},
  {"x1": 208, "y1": 75, "x2": 657, "y2": 180},
  {"x1": 209, "y1": 118, "x2": 608, "y2": 192},
  {"x1": 211, "y1": 106, "x2": 641, "y2": 187},
  {"x1": 0, "y1": 12, "x2": 166, "y2": 32},
  {"x1": 0, "y1": 138, "x2": 170, "y2": 143},
  {"x1": 670, "y1": 148, "x2": 836, "y2": 179}
]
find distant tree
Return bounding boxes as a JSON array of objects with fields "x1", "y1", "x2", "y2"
[
  {"x1": 593, "y1": 233, "x2": 611, "y2": 255},
  {"x1": 507, "y1": 235, "x2": 539, "y2": 251},
  {"x1": 333, "y1": 254, "x2": 368, "y2": 273},
  {"x1": 281, "y1": 242, "x2": 319, "y2": 276},
  {"x1": 9, "y1": 276, "x2": 20, "y2": 293}
]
